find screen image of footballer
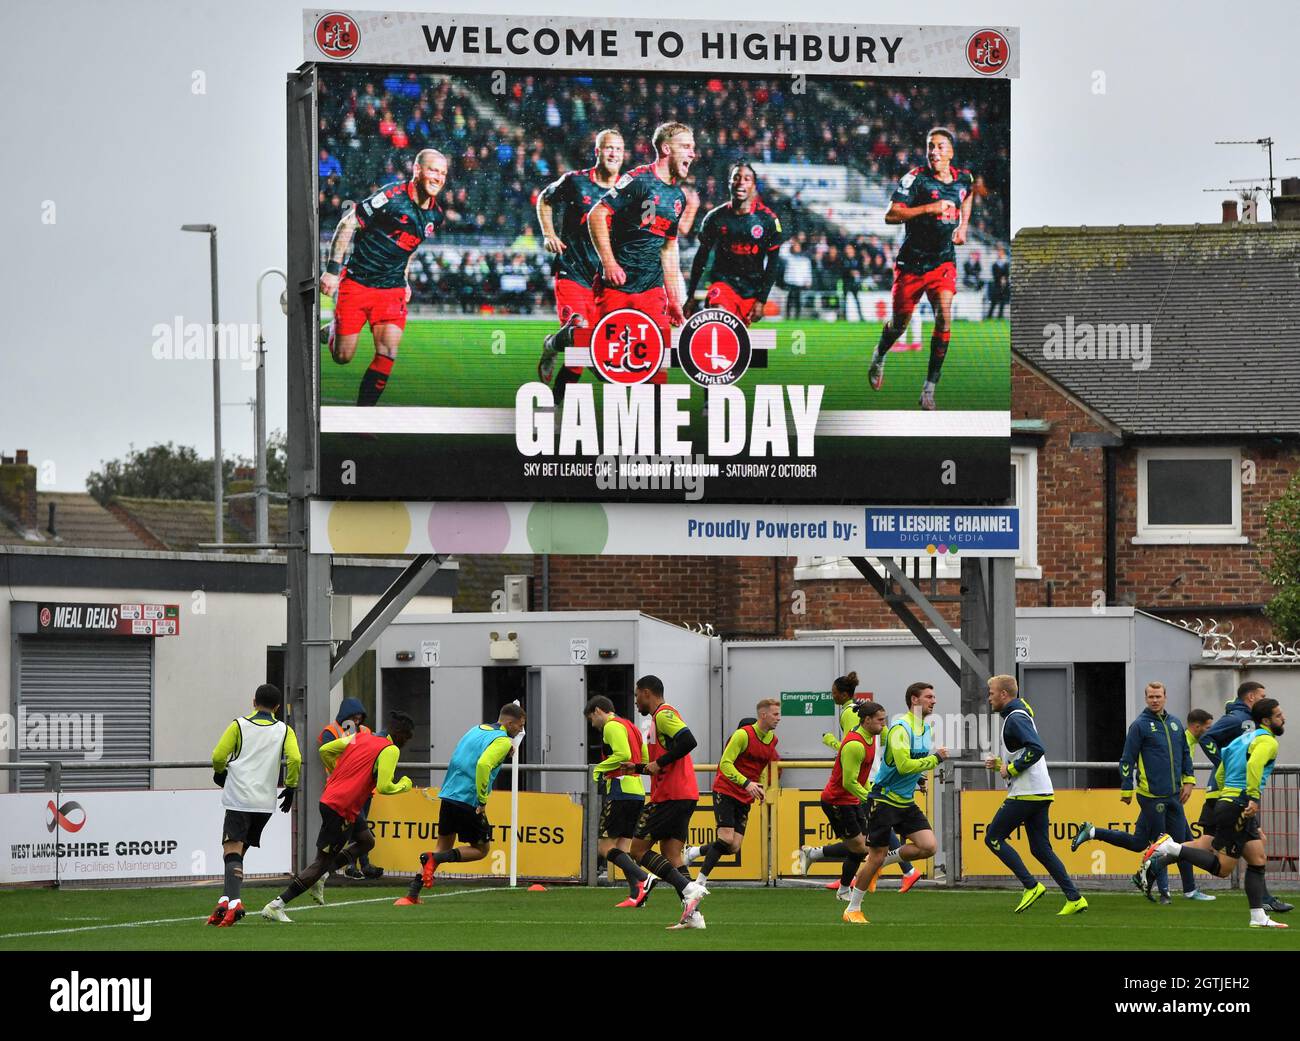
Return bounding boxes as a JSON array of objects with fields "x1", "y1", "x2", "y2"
[{"x1": 316, "y1": 67, "x2": 1010, "y2": 503}]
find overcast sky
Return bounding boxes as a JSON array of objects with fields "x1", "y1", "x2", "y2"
[{"x1": 1, "y1": 0, "x2": 1293, "y2": 491}]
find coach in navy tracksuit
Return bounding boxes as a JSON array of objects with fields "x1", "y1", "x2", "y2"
[{"x1": 1072, "y1": 681, "x2": 1201, "y2": 901}]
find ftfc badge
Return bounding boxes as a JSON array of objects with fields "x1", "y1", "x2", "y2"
[
  {"x1": 677, "y1": 308, "x2": 753, "y2": 388},
  {"x1": 590, "y1": 308, "x2": 668, "y2": 385}
]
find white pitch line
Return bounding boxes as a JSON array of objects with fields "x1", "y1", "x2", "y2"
[{"x1": 0, "y1": 887, "x2": 496, "y2": 941}]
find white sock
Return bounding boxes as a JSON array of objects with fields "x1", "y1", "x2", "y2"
[
  {"x1": 696, "y1": 872, "x2": 709, "y2": 886},
  {"x1": 217, "y1": 896, "x2": 229, "y2": 904},
  {"x1": 1159, "y1": 838, "x2": 1181, "y2": 856},
  {"x1": 685, "y1": 846, "x2": 701, "y2": 864},
  {"x1": 807, "y1": 846, "x2": 825, "y2": 862},
  {"x1": 228, "y1": 898, "x2": 241, "y2": 909},
  {"x1": 922, "y1": 379, "x2": 937, "y2": 394},
  {"x1": 837, "y1": 885, "x2": 852, "y2": 895},
  {"x1": 881, "y1": 850, "x2": 900, "y2": 869},
  {"x1": 269, "y1": 897, "x2": 283, "y2": 908},
  {"x1": 1250, "y1": 907, "x2": 1269, "y2": 925},
  {"x1": 847, "y1": 886, "x2": 864, "y2": 912}
]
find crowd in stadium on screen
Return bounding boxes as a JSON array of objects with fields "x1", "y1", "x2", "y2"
[{"x1": 317, "y1": 72, "x2": 1010, "y2": 316}]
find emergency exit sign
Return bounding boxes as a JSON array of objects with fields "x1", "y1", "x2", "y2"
[{"x1": 781, "y1": 690, "x2": 835, "y2": 716}]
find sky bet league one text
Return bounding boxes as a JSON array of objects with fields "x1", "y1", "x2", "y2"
[{"x1": 308, "y1": 11, "x2": 1015, "y2": 541}]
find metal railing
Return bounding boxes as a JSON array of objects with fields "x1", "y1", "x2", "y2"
[{"x1": 9, "y1": 756, "x2": 1296, "y2": 890}]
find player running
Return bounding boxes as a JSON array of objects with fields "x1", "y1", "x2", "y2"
[
  {"x1": 983, "y1": 675, "x2": 1087, "y2": 916},
  {"x1": 867, "y1": 128, "x2": 975, "y2": 411},
  {"x1": 588, "y1": 122, "x2": 695, "y2": 332},
  {"x1": 798, "y1": 699, "x2": 886, "y2": 900},
  {"x1": 627, "y1": 674, "x2": 709, "y2": 929},
  {"x1": 535, "y1": 129, "x2": 625, "y2": 402},
  {"x1": 1138, "y1": 699, "x2": 1289, "y2": 928},
  {"x1": 584, "y1": 695, "x2": 655, "y2": 908},
  {"x1": 684, "y1": 162, "x2": 783, "y2": 324},
  {"x1": 398, "y1": 704, "x2": 526, "y2": 904},
  {"x1": 818, "y1": 673, "x2": 919, "y2": 893},
  {"x1": 317, "y1": 698, "x2": 382, "y2": 883},
  {"x1": 842, "y1": 682, "x2": 949, "y2": 924},
  {"x1": 207, "y1": 684, "x2": 300, "y2": 927},
  {"x1": 679, "y1": 698, "x2": 781, "y2": 920},
  {"x1": 1171, "y1": 683, "x2": 1289, "y2": 911},
  {"x1": 261, "y1": 713, "x2": 415, "y2": 923},
  {"x1": 321, "y1": 148, "x2": 448, "y2": 406}
]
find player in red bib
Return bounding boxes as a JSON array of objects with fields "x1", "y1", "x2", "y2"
[
  {"x1": 535, "y1": 129, "x2": 625, "y2": 402},
  {"x1": 685, "y1": 162, "x2": 783, "y2": 325},
  {"x1": 260, "y1": 713, "x2": 415, "y2": 923},
  {"x1": 627, "y1": 674, "x2": 710, "y2": 928},
  {"x1": 677, "y1": 698, "x2": 781, "y2": 927},
  {"x1": 797, "y1": 700, "x2": 888, "y2": 902},
  {"x1": 321, "y1": 149, "x2": 448, "y2": 407},
  {"x1": 868, "y1": 128, "x2": 976, "y2": 411}
]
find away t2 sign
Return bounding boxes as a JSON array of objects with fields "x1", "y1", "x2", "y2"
[{"x1": 37, "y1": 603, "x2": 181, "y2": 637}]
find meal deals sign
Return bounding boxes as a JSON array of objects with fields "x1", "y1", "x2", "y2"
[
  {"x1": 0, "y1": 789, "x2": 290, "y2": 883},
  {"x1": 36, "y1": 602, "x2": 181, "y2": 637}
]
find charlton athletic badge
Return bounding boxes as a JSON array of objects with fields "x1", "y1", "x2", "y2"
[
  {"x1": 966, "y1": 29, "x2": 1008, "y2": 75},
  {"x1": 590, "y1": 309, "x2": 668, "y2": 385},
  {"x1": 316, "y1": 13, "x2": 361, "y2": 60},
  {"x1": 677, "y1": 308, "x2": 753, "y2": 388}
]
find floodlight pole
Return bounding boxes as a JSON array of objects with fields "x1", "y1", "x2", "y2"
[{"x1": 181, "y1": 223, "x2": 223, "y2": 547}]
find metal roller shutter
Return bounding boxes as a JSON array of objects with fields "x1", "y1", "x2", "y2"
[{"x1": 17, "y1": 637, "x2": 153, "y2": 791}]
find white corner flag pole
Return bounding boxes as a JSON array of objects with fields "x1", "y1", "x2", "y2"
[{"x1": 509, "y1": 701, "x2": 524, "y2": 888}]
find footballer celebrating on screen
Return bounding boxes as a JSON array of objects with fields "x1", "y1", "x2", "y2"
[
  {"x1": 588, "y1": 122, "x2": 695, "y2": 332},
  {"x1": 535, "y1": 129, "x2": 626, "y2": 402},
  {"x1": 684, "y1": 162, "x2": 783, "y2": 324},
  {"x1": 321, "y1": 148, "x2": 448, "y2": 407},
  {"x1": 867, "y1": 128, "x2": 974, "y2": 411}
]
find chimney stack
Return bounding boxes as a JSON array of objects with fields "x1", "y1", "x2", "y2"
[
  {"x1": 1221, "y1": 199, "x2": 1239, "y2": 223},
  {"x1": 1274, "y1": 177, "x2": 1300, "y2": 224},
  {"x1": 0, "y1": 450, "x2": 38, "y2": 531}
]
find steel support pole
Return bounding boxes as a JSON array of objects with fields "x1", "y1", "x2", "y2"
[{"x1": 286, "y1": 68, "x2": 329, "y2": 869}]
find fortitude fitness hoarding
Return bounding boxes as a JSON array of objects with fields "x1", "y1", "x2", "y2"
[{"x1": 304, "y1": 11, "x2": 1015, "y2": 506}]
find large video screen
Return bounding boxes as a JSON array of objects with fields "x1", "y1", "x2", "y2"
[{"x1": 313, "y1": 34, "x2": 1011, "y2": 504}]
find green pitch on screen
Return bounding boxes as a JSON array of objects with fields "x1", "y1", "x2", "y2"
[{"x1": 319, "y1": 318, "x2": 1011, "y2": 412}]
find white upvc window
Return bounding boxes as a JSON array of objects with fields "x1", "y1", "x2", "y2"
[
  {"x1": 795, "y1": 447, "x2": 1040, "y2": 581},
  {"x1": 1132, "y1": 447, "x2": 1246, "y2": 545}
]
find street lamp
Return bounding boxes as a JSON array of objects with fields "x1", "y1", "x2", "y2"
[
  {"x1": 180, "y1": 223, "x2": 222, "y2": 547},
  {"x1": 255, "y1": 268, "x2": 288, "y2": 553}
]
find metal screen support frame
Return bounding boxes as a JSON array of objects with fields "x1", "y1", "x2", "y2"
[
  {"x1": 329, "y1": 554, "x2": 448, "y2": 687},
  {"x1": 847, "y1": 557, "x2": 962, "y2": 687},
  {"x1": 286, "y1": 65, "x2": 332, "y2": 870}
]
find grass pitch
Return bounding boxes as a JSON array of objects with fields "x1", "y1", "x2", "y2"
[
  {"x1": 319, "y1": 317, "x2": 1010, "y2": 413},
  {"x1": 1, "y1": 882, "x2": 1293, "y2": 952}
]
